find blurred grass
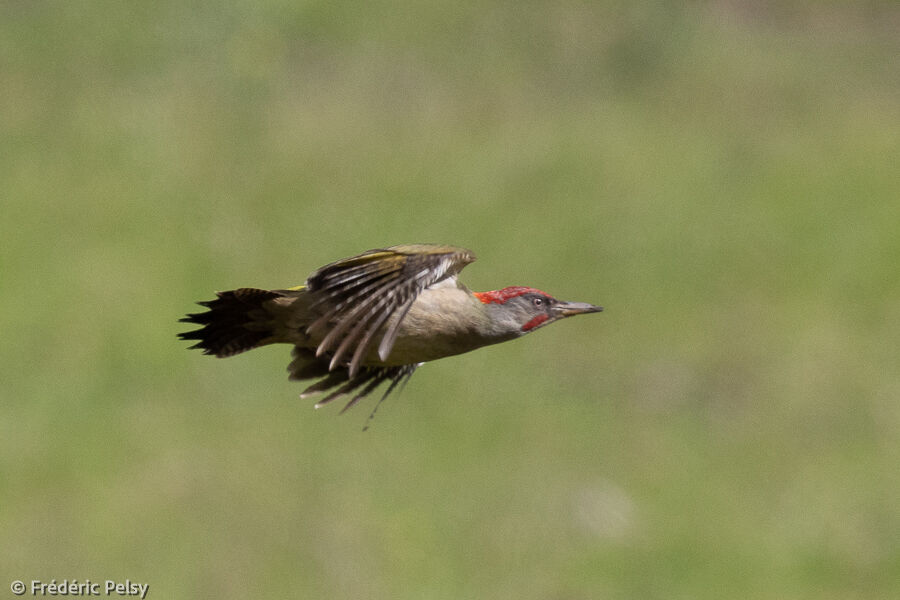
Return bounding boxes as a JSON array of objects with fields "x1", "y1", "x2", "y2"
[{"x1": 2, "y1": 2, "x2": 899, "y2": 599}]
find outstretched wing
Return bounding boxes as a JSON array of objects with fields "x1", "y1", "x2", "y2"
[{"x1": 305, "y1": 244, "x2": 476, "y2": 376}]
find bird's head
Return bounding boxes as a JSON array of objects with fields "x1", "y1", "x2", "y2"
[{"x1": 474, "y1": 286, "x2": 603, "y2": 337}]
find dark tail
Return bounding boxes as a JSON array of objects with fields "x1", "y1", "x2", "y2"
[{"x1": 179, "y1": 288, "x2": 284, "y2": 357}]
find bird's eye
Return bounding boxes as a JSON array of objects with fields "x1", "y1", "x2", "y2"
[{"x1": 532, "y1": 297, "x2": 544, "y2": 308}]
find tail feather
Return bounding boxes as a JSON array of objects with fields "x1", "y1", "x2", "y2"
[{"x1": 179, "y1": 288, "x2": 283, "y2": 357}]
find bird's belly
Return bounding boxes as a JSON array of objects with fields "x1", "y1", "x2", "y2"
[
  {"x1": 367, "y1": 286, "x2": 496, "y2": 366},
  {"x1": 375, "y1": 329, "x2": 486, "y2": 365}
]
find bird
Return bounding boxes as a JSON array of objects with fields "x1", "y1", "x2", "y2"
[{"x1": 179, "y1": 244, "x2": 602, "y2": 421}]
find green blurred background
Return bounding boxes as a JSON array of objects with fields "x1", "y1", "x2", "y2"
[{"x1": 2, "y1": 2, "x2": 898, "y2": 598}]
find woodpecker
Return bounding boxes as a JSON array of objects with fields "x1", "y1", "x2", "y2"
[{"x1": 179, "y1": 244, "x2": 602, "y2": 416}]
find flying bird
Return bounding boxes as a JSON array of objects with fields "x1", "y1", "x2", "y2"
[{"x1": 179, "y1": 244, "x2": 602, "y2": 419}]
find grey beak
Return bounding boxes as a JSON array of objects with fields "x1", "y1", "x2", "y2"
[{"x1": 553, "y1": 301, "x2": 604, "y2": 317}]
